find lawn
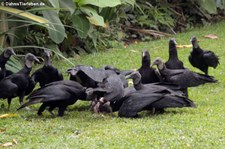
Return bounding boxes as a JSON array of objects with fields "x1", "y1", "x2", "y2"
[{"x1": 1, "y1": 21, "x2": 225, "y2": 148}]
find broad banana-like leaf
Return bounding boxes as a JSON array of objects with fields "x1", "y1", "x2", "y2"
[
  {"x1": 59, "y1": 0, "x2": 76, "y2": 14},
  {"x1": 42, "y1": 10, "x2": 66, "y2": 44},
  {"x1": 0, "y1": 6, "x2": 49, "y2": 27},
  {"x1": 76, "y1": 0, "x2": 121, "y2": 8},
  {"x1": 196, "y1": 0, "x2": 217, "y2": 14},
  {"x1": 72, "y1": 14, "x2": 90, "y2": 38},
  {"x1": 81, "y1": 6, "x2": 105, "y2": 27},
  {"x1": 49, "y1": 0, "x2": 60, "y2": 10}
]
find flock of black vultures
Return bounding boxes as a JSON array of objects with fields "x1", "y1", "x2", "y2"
[{"x1": 0, "y1": 36, "x2": 219, "y2": 118}]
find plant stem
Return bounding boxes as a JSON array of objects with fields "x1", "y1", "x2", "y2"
[{"x1": 0, "y1": 10, "x2": 8, "y2": 48}]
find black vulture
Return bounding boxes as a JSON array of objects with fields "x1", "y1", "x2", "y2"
[
  {"x1": 86, "y1": 74, "x2": 126, "y2": 113},
  {"x1": 0, "y1": 47, "x2": 16, "y2": 80},
  {"x1": 97, "y1": 74, "x2": 125, "y2": 102},
  {"x1": 125, "y1": 71, "x2": 184, "y2": 95},
  {"x1": 31, "y1": 50, "x2": 63, "y2": 87},
  {"x1": 165, "y1": 38, "x2": 185, "y2": 69},
  {"x1": 0, "y1": 53, "x2": 40, "y2": 109},
  {"x1": 89, "y1": 82, "x2": 136, "y2": 114},
  {"x1": 138, "y1": 50, "x2": 161, "y2": 83},
  {"x1": 90, "y1": 71, "x2": 195, "y2": 117},
  {"x1": 91, "y1": 71, "x2": 195, "y2": 118},
  {"x1": 18, "y1": 80, "x2": 87, "y2": 116},
  {"x1": 118, "y1": 92, "x2": 196, "y2": 118},
  {"x1": 102, "y1": 65, "x2": 130, "y2": 88},
  {"x1": 103, "y1": 65, "x2": 120, "y2": 74},
  {"x1": 68, "y1": 65, "x2": 129, "y2": 88},
  {"x1": 152, "y1": 58, "x2": 217, "y2": 89},
  {"x1": 189, "y1": 36, "x2": 219, "y2": 75},
  {"x1": 67, "y1": 65, "x2": 107, "y2": 88},
  {"x1": 103, "y1": 65, "x2": 134, "y2": 76}
]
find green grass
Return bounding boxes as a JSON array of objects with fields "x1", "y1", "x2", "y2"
[{"x1": 1, "y1": 21, "x2": 225, "y2": 148}]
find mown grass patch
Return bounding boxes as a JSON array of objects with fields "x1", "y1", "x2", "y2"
[{"x1": 1, "y1": 21, "x2": 225, "y2": 148}]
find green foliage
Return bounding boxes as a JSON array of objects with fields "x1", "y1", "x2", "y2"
[
  {"x1": 42, "y1": 9, "x2": 66, "y2": 44},
  {"x1": 196, "y1": 0, "x2": 217, "y2": 14},
  {"x1": 0, "y1": 47, "x2": 22, "y2": 72},
  {"x1": 72, "y1": 14, "x2": 90, "y2": 38},
  {"x1": 76, "y1": 0, "x2": 122, "y2": 7},
  {"x1": 59, "y1": 0, "x2": 76, "y2": 14},
  {"x1": 195, "y1": 0, "x2": 225, "y2": 14},
  {"x1": 1, "y1": 0, "x2": 225, "y2": 66}
]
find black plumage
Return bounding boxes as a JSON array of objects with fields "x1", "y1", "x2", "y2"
[
  {"x1": 0, "y1": 47, "x2": 16, "y2": 80},
  {"x1": 165, "y1": 38, "x2": 185, "y2": 69},
  {"x1": 118, "y1": 92, "x2": 195, "y2": 118},
  {"x1": 68, "y1": 65, "x2": 128, "y2": 88},
  {"x1": 102, "y1": 65, "x2": 130, "y2": 88},
  {"x1": 189, "y1": 36, "x2": 219, "y2": 75},
  {"x1": 125, "y1": 71, "x2": 184, "y2": 95},
  {"x1": 31, "y1": 50, "x2": 63, "y2": 87},
  {"x1": 152, "y1": 58, "x2": 217, "y2": 89},
  {"x1": 86, "y1": 74, "x2": 126, "y2": 113},
  {"x1": 18, "y1": 80, "x2": 87, "y2": 116},
  {"x1": 90, "y1": 71, "x2": 195, "y2": 117},
  {"x1": 0, "y1": 53, "x2": 40, "y2": 109},
  {"x1": 68, "y1": 65, "x2": 107, "y2": 88},
  {"x1": 138, "y1": 50, "x2": 161, "y2": 83},
  {"x1": 88, "y1": 74, "x2": 125, "y2": 101},
  {"x1": 118, "y1": 71, "x2": 195, "y2": 117}
]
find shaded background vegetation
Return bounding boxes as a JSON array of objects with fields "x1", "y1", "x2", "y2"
[{"x1": 0, "y1": 0, "x2": 225, "y2": 71}]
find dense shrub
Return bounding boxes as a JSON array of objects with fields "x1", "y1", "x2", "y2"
[{"x1": 1, "y1": 0, "x2": 225, "y2": 60}]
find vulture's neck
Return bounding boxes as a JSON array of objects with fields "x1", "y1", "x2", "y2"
[
  {"x1": 44, "y1": 57, "x2": 52, "y2": 66},
  {"x1": 169, "y1": 45, "x2": 178, "y2": 60},
  {"x1": 133, "y1": 79, "x2": 144, "y2": 90},
  {"x1": 19, "y1": 65, "x2": 32, "y2": 75},
  {"x1": 142, "y1": 59, "x2": 150, "y2": 67},
  {"x1": 192, "y1": 42, "x2": 202, "y2": 52},
  {"x1": 0, "y1": 53, "x2": 8, "y2": 67},
  {"x1": 157, "y1": 63, "x2": 166, "y2": 72}
]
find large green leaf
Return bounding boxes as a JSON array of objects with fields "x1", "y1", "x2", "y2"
[
  {"x1": 0, "y1": 6, "x2": 49, "y2": 27},
  {"x1": 121, "y1": 0, "x2": 135, "y2": 7},
  {"x1": 48, "y1": 0, "x2": 60, "y2": 9},
  {"x1": 0, "y1": 47, "x2": 22, "y2": 72},
  {"x1": 59, "y1": 0, "x2": 76, "y2": 14},
  {"x1": 196, "y1": 0, "x2": 217, "y2": 14},
  {"x1": 81, "y1": 7, "x2": 105, "y2": 27},
  {"x1": 42, "y1": 10, "x2": 66, "y2": 44},
  {"x1": 216, "y1": 0, "x2": 225, "y2": 9},
  {"x1": 72, "y1": 14, "x2": 90, "y2": 38},
  {"x1": 76, "y1": 0, "x2": 121, "y2": 8}
]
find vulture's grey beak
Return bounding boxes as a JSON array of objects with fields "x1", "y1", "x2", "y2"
[
  {"x1": 11, "y1": 50, "x2": 16, "y2": 56},
  {"x1": 34, "y1": 57, "x2": 41, "y2": 64},
  {"x1": 67, "y1": 68, "x2": 78, "y2": 76}
]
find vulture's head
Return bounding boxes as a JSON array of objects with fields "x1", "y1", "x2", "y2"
[
  {"x1": 141, "y1": 50, "x2": 151, "y2": 66},
  {"x1": 152, "y1": 57, "x2": 165, "y2": 70},
  {"x1": 190, "y1": 36, "x2": 199, "y2": 48},
  {"x1": 125, "y1": 71, "x2": 142, "y2": 86},
  {"x1": 25, "y1": 53, "x2": 40, "y2": 68},
  {"x1": 169, "y1": 38, "x2": 177, "y2": 47},
  {"x1": 3, "y1": 47, "x2": 16, "y2": 58}
]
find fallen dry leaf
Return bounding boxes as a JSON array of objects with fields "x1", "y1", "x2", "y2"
[
  {"x1": 204, "y1": 34, "x2": 218, "y2": 39},
  {"x1": 130, "y1": 50, "x2": 138, "y2": 53},
  {"x1": 176, "y1": 44, "x2": 192, "y2": 48},
  {"x1": 0, "y1": 114, "x2": 18, "y2": 118},
  {"x1": 12, "y1": 139, "x2": 18, "y2": 145},
  {"x1": 1, "y1": 142, "x2": 13, "y2": 147},
  {"x1": 0, "y1": 128, "x2": 6, "y2": 133}
]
